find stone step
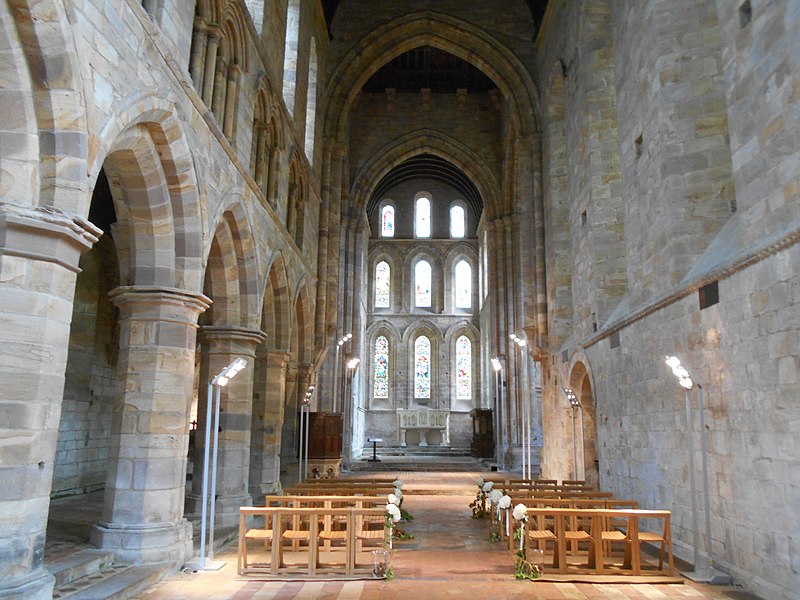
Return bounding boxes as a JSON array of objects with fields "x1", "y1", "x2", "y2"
[
  {"x1": 52, "y1": 563, "x2": 166, "y2": 600},
  {"x1": 46, "y1": 549, "x2": 116, "y2": 588},
  {"x1": 362, "y1": 446, "x2": 472, "y2": 457}
]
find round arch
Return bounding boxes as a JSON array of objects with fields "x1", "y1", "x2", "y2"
[
  {"x1": 323, "y1": 11, "x2": 540, "y2": 144},
  {"x1": 568, "y1": 358, "x2": 600, "y2": 489},
  {"x1": 351, "y1": 129, "x2": 501, "y2": 217}
]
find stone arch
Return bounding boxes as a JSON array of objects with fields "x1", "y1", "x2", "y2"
[
  {"x1": 0, "y1": 8, "x2": 39, "y2": 208},
  {"x1": 203, "y1": 198, "x2": 261, "y2": 328},
  {"x1": 290, "y1": 280, "x2": 313, "y2": 364},
  {"x1": 262, "y1": 251, "x2": 292, "y2": 352},
  {"x1": 444, "y1": 321, "x2": 480, "y2": 409},
  {"x1": 323, "y1": 11, "x2": 540, "y2": 146},
  {"x1": 7, "y1": 0, "x2": 89, "y2": 210},
  {"x1": 351, "y1": 129, "x2": 500, "y2": 217},
  {"x1": 404, "y1": 321, "x2": 444, "y2": 409},
  {"x1": 367, "y1": 246, "x2": 400, "y2": 312},
  {"x1": 92, "y1": 94, "x2": 205, "y2": 291},
  {"x1": 404, "y1": 244, "x2": 443, "y2": 313},
  {"x1": 286, "y1": 152, "x2": 307, "y2": 248},
  {"x1": 568, "y1": 358, "x2": 600, "y2": 489},
  {"x1": 444, "y1": 243, "x2": 478, "y2": 313},
  {"x1": 365, "y1": 320, "x2": 402, "y2": 409}
]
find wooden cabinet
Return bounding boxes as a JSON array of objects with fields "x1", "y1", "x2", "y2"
[{"x1": 307, "y1": 412, "x2": 343, "y2": 459}]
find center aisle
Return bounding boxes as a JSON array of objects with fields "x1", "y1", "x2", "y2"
[{"x1": 140, "y1": 471, "x2": 742, "y2": 600}]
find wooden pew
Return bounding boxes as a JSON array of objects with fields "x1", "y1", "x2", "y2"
[
  {"x1": 238, "y1": 506, "x2": 388, "y2": 577},
  {"x1": 508, "y1": 507, "x2": 673, "y2": 576}
]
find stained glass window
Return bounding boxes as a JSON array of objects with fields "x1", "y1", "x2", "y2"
[
  {"x1": 450, "y1": 205, "x2": 465, "y2": 238},
  {"x1": 455, "y1": 260, "x2": 471, "y2": 308},
  {"x1": 456, "y1": 335, "x2": 471, "y2": 399},
  {"x1": 414, "y1": 336, "x2": 431, "y2": 399},
  {"x1": 415, "y1": 260, "x2": 432, "y2": 307},
  {"x1": 374, "y1": 335, "x2": 389, "y2": 398},
  {"x1": 381, "y1": 205, "x2": 395, "y2": 237},
  {"x1": 375, "y1": 261, "x2": 390, "y2": 307},
  {"x1": 415, "y1": 196, "x2": 431, "y2": 238}
]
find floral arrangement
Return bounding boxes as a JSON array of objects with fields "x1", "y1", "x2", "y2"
[
  {"x1": 510, "y1": 503, "x2": 541, "y2": 580},
  {"x1": 387, "y1": 491, "x2": 414, "y2": 540},
  {"x1": 487, "y1": 489, "x2": 504, "y2": 542},
  {"x1": 469, "y1": 478, "x2": 493, "y2": 519}
]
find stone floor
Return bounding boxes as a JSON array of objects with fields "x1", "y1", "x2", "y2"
[{"x1": 133, "y1": 471, "x2": 761, "y2": 600}]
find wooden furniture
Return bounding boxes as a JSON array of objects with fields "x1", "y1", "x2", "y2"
[
  {"x1": 238, "y1": 506, "x2": 387, "y2": 577},
  {"x1": 307, "y1": 412, "x2": 342, "y2": 459},
  {"x1": 508, "y1": 508, "x2": 673, "y2": 576}
]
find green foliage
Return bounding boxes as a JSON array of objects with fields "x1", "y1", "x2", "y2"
[
  {"x1": 513, "y1": 549, "x2": 542, "y2": 581},
  {"x1": 400, "y1": 507, "x2": 414, "y2": 521},
  {"x1": 469, "y1": 490, "x2": 487, "y2": 519}
]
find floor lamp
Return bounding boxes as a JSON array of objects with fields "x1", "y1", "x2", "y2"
[
  {"x1": 186, "y1": 357, "x2": 248, "y2": 571},
  {"x1": 562, "y1": 387, "x2": 581, "y2": 480},
  {"x1": 490, "y1": 357, "x2": 503, "y2": 471},
  {"x1": 665, "y1": 355, "x2": 731, "y2": 584},
  {"x1": 510, "y1": 333, "x2": 531, "y2": 479}
]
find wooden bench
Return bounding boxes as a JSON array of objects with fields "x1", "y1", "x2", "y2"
[
  {"x1": 509, "y1": 507, "x2": 673, "y2": 576},
  {"x1": 238, "y1": 506, "x2": 388, "y2": 577}
]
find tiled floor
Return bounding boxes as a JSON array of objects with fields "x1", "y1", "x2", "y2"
[{"x1": 133, "y1": 472, "x2": 760, "y2": 600}]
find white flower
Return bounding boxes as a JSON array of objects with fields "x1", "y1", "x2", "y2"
[
  {"x1": 488, "y1": 489, "x2": 502, "y2": 504},
  {"x1": 482, "y1": 481, "x2": 494, "y2": 493},
  {"x1": 386, "y1": 503, "x2": 401, "y2": 523},
  {"x1": 393, "y1": 487, "x2": 403, "y2": 500},
  {"x1": 512, "y1": 503, "x2": 528, "y2": 521},
  {"x1": 499, "y1": 495, "x2": 512, "y2": 510},
  {"x1": 388, "y1": 493, "x2": 401, "y2": 506},
  {"x1": 477, "y1": 477, "x2": 484, "y2": 487},
  {"x1": 393, "y1": 479, "x2": 403, "y2": 489}
]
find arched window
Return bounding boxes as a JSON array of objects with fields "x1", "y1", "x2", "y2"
[
  {"x1": 282, "y1": 0, "x2": 300, "y2": 117},
  {"x1": 381, "y1": 205, "x2": 395, "y2": 237},
  {"x1": 375, "y1": 261, "x2": 390, "y2": 308},
  {"x1": 415, "y1": 196, "x2": 431, "y2": 238},
  {"x1": 374, "y1": 336, "x2": 389, "y2": 398},
  {"x1": 456, "y1": 336, "x2": 472, "y2": 399},
  {"x1": 414, "y1": 336, "x2": 431, "y2": 399},
  {"x1": 304, "y1": 38, "x2": 318, "y2": 161},
  {"x1": 450, "y1": 205, "x2": 465, "y2": 238},
  {"x1": 455, "y1": 260, "x2": 471, "y2": 308},
  {"x1": 415, "y1": 260, "x2": 432, "y2": 307}
]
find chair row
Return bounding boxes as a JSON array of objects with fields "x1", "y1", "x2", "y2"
[
  {"x1": 238, "y1": 506, "x2": 388, "y2": 577},
  {"x1": 509, "y1": 507, "x2": 674, "y2": 576}
]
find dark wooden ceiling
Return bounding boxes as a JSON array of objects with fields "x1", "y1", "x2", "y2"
[{"x1": 321, "y1": 1, "x2": 549, "y2": 38}]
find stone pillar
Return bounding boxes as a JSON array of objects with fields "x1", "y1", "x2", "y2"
[
  {"x1": 201, "y1": 29, "x2": 220, "y2": 106},
  {"x1": 253, "y1": 125, "x2": 267, "y2": 192},
  {"x1": 280, "y1": 361, "x2": 300, "y2": 465},
  {"x1": 211, "y1": 56, "x2": 228, "y2": 123},
  {"x1": 223, "y1": 65, "x2": 239, "y2": 139},
  {"x1": 0, "y1": 206, "x2": 100, "y2": 599},
  {"x1": 187, "y1": 326, "x2": 265, "y2": 531},
  {"x1": 90, "y1": 286, "x2": 210, "y2": 566},
  {"x1": 249, "y1": 351, "x2": 290, "y2": 497},
  {"x1": 188, "y1": 18, "x2": 208, "y2": 91}
]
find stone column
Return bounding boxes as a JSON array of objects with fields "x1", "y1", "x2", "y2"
[
  {"x1": 90, "y1": 286, "x2": 210, "y2": 566},
  {"x1": 280, "y1": 361, "x2": 300, "y2": 464},
  {"x1": 211, "y1": 56, "x2": 228, "y2": 123},
  {"x1": 187, "y1": 326, "x2": 265, "y2": 531},
  {"x1": 222, "y1": 65, "x2": 239, "y2": 139},
  {"x1": 188, "y1": 18, "x2": 208, "y2": 91},
  {"x1": 249, "y1": 351, "x2": 290, "y2": 497},
  {"x1": 201, "y1": 29, "x2": 220, "y2": 107},
  {"x1": 0, "y1": 206, "x2": 100, "y2": 599}
]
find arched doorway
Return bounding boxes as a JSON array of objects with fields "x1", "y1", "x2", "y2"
[{"x1": 568, "y1": 361, "x2": 599, "y2": 488}]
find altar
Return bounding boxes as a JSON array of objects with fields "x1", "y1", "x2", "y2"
[{"x1": 397, "y1": 409, "x2": 450, "y2": 447}]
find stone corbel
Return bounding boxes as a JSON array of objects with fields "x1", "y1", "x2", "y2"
[{"x1": 0, "y1": 204, "x2": 102, "y2": 273}]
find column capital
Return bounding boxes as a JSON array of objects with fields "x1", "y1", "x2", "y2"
[
  {"x1": 0, "y1": 204, "x2": 102, "y2": 273},
  {"x1": 109, "y1": 285, "x2": 211, "y2": 320},
  {"x1": 266, "y1": 350, "x2": 292, "y2": 368},
  {"x1": 199, "y1": 325, "x2": 267, "y2": 354}
]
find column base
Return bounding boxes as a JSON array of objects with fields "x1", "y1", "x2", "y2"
[
  {"x1": 0, "y1": 568, "x2": 54, "y2": 600},
  {"x1": 90, "y1": 519, "x2": 192, "y2": 566},
  {"x1": 214, "y1": 493, "x2": 253, "y2": 530}
]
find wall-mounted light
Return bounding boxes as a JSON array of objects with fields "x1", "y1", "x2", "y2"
[
  {"x1": 665, "y1": 355, "x2": 694, "y2": 389},
  {"x1": 563, "y1": 387, "x2": 581, "y2": 408}
]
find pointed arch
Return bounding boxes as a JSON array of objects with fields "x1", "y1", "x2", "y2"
[
  {"x1": 262, "y1": 251, "x2": 292, "y2": 351},
  {"x1": 290, "y1": 281, "x2": 313, "y2": 364}
]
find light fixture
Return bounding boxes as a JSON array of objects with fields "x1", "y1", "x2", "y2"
[
  {"x1": 347, "y1": 357, "x2": 361, "y2": 369},
  {"x1": 563, "y1": 387, "x2": 581, "y2": 408},
  {"x1": 186, "y1": 357, "x2": 248, "y2": 572},
  {"x1": 490, "y1": 357, "x2": 502, "y2": 372}
]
